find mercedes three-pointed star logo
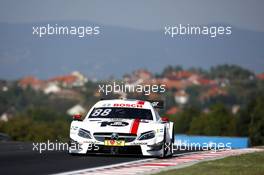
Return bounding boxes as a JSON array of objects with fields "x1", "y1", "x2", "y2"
[{"x1": 111, "y1": 133, "x2": 119, "y2": 140}]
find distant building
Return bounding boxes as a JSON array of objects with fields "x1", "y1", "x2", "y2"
[
  {"x1": 196, "y1": 78, "x2": 216, "y2": 86},
  {"x1": 18, "y1": 76, "x2": 44, "y2": 90},
  {"x1": 133, "y1": 69, "x2": 152, "y2": 80},
  {"x1": 200, "y1": 86, "x2": 227, "y2": 101},
  {"x1": 143, "y1": 78, "x2": 189, "y2": 90},
  {"x1": 174, "y1": 90, "x2": 189, "y2": 105},
  {"x1": 188, "y1": 74, "x2": 201, "y2": 84},
  {"x1": 48, "y1": 71, "x2": 88, "y2": 88},
  {"x1": 67, "y1": 104, "x2": 86, "y2": 116},
  {"x1": 71, "y1": 71, "x2": 88, "y2": 86},
  {"x1": 43, "y1": 83, "x2": 61, "y2": 94},
  {"x1": 215, "y1": 78, "x2": 230, "y2": 88},
  {"x1": 18, "y1": 71, "x2": 88, "y2": 94},
  {"x1": 0, "y1": 113, "x2": 9, "y2": 122},
  {"x1": 0, "y1": 112, "x2": 13, "y2": 122},
  {"x1": 165, "y1": 71, "x2": 193, "y2": 80},
  {"x1": 124, "y1": 69, "x2": 152, "y2": 84},
  {"x1": 232, "y1": 105, "x2": 240, "y2": 114},
  {"x1": 2, "y1": 86, "x2": 8, "y2": 92},
  {"x1": 0, "y1": 80, "x2": 9, "y2": 92},
  {"x1": 163, "y1": 79, "x2": 190, "y2": 90}
]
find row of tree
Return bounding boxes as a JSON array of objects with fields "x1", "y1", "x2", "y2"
[
  {"x1": 171, "y1": 93, "x2": 264, "y2": 146},
  {"x1": 0, "y1": 107, "x2": 70, "y2": 142}
]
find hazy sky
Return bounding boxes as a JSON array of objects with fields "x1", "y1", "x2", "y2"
[
  {"x1": 0, "y1": 0, "x2": 263, "y2": 31},
  {"x1": 0, "y1": 0, "x2": 263, "y2": 79}
]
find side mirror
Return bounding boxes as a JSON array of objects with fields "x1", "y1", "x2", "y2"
[
  {"x1": 72, "y1": 114, "x2": 83, "y2": 121},
  {"x1": 161, "y1": 116, "x2": 169, "y2": 122}
]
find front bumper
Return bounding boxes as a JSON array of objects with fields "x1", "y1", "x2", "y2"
[
  {"x1": 94, "y1": 145, "x2": 142, "y2": 155},
  {"x1": 68, "y1": 139, "x2": 164, "y2": 156}
]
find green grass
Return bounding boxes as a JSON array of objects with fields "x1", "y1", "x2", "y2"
[{"x1": 155, "y1": 151, "x2": 264, "y2": 175}]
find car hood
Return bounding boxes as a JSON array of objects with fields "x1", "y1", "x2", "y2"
[{"x1": 81, "y1": 118, "x2": 155, "y2": 135}]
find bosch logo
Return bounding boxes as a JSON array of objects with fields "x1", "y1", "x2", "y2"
[{"x1": 113, "y1": 103, "x2": 143, "y2": 108}]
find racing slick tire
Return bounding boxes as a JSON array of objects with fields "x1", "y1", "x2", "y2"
[{"x1": 159, "y1": 129, "x2": 173, "y2": 158}]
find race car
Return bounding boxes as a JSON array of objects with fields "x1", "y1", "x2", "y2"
[{"x1": 68, "y1": 99, "x2": 174, "y2": 158}]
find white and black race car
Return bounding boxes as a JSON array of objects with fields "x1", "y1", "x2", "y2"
[{"x1": 68, "y1": 99, "x2": 174, "y2": 157}]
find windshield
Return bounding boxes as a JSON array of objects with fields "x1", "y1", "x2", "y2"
[{"x1": 88, "y1": 107, "x2": 153, "y2": 120}]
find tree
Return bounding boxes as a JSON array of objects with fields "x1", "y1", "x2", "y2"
[
  {"x1": 189, "y1": 103, "x2": 236, "y2": 136},
  {"x1": 174, "y1": 107, "x2": 201, "y2": 133},
  {"x1": 240, "y1": 94, "x2": 264, "y2": 145},
  {"x1": 160, "y1": 65, "x2": 183, "y2": 77},
  {"x1": 0, "y1": 108, "x2": 70, "y2": 142},
  {"x1": 210, "y1": 64, "x2": 254, "y2": 80}
]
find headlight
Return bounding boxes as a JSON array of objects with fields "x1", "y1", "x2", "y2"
[
  {"x1": 138, "y1": 131, "x2": 155, "y2": 140},
  {"x1": 78, "y1": 128, "x2": 91, "y2": 139}
]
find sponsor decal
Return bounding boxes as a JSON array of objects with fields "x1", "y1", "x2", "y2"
[
  {"x1": 149, "y1": 100, "x2": 164, "y2": 108},
  {"x1": 113, "y1": 103, "x2": 143, "y2": 108},
  {"x1": 140, "y1": 120, "x2": 149, "y2": 123},
  {"x1": 156, "y1": 128, "x2": 164, "y2": 133},
  {"x1": 130, "y1": 118, "x2": 140, "y2": 134},
  {"x1": 109, "y1": 118, "x2": 125, "y2": 121},
  {"x1": 102, "y1": 103, "x2": 111, "y2": 107},
  {"x1": 83, "y1": 140, "x2": 96, "y2": 144},
  {"x1": 101, "y1": 121, "x2": 129, "y2": 127},
  {"x1": 104, "y1": 140, "x2": 125, "y2": 146},
  {"x1": 130, "y1": 142, "x2": 148, "y2": 145}
]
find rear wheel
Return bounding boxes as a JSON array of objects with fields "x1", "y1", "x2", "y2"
[
  {"x1": 159, "y1": 128, "x2": 172, "y2": 158},
  {"x1": 160, "y1": 141, "x2": 166, "y2": 158},
  {"x1": 166, "y1": 139, "x2": 173, "y2": 158},
  {"x1": 159, "y1": 127, "x2": 174, "y2": 158},
  {"x1": 167, "y1": 128, "x2": 174, "y2": 157}
]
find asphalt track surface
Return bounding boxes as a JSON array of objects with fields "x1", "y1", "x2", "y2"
[{"x1": 0, "y1": 142, "x2": 197, "y2": 175}]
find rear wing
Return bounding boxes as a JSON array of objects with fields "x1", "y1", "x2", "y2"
[{"x1": 148, "y1": 100, "x2": 164, "y2": 109}]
